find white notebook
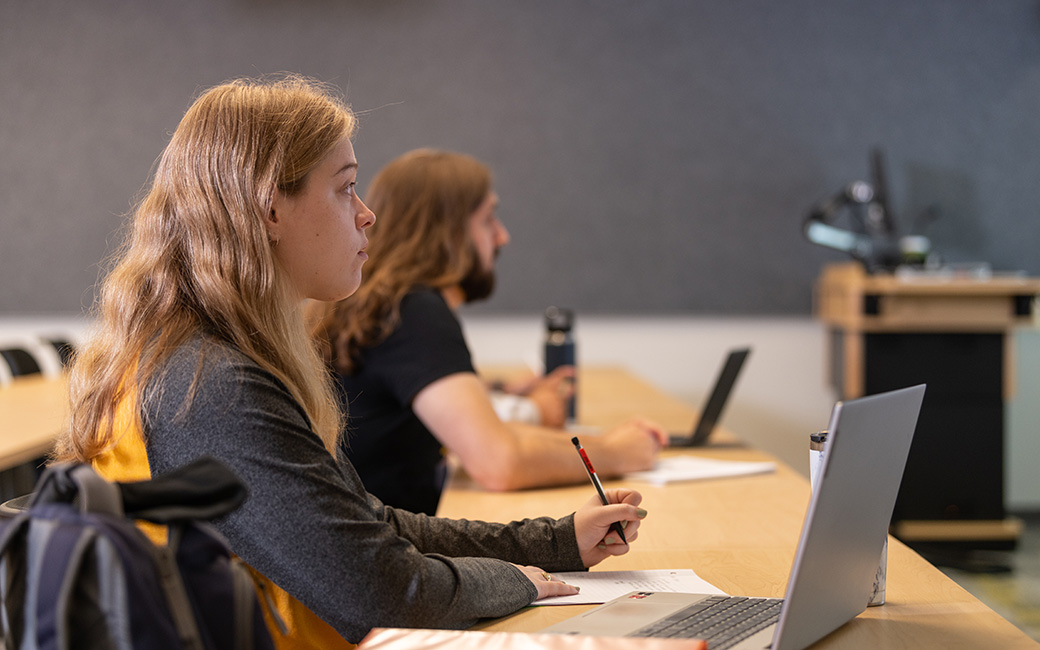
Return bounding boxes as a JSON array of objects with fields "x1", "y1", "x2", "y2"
[{"x1": 625, "y1": 456, "x2": 775, "y2": 486}]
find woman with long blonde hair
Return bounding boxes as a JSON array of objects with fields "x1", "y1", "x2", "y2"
[{"x1": 53, "y1": 75, "x2": 647, "y2": 647}]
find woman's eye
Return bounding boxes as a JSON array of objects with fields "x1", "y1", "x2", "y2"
[{"x1": 343, "y1": 182, "x2": 356, "y2": 196}]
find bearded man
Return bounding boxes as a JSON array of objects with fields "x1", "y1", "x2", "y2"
[{"x1": 312, "y1": 150, "x2": 666, "y2": 515}]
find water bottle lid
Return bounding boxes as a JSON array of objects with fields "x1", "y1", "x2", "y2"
[{"x1": 545, "y1": 306, "x2": 574, "y2": 332}]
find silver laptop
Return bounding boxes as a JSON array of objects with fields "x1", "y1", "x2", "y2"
[
  {"x1": 543, "y1": 384, "x2": 926, "y2": 650},
  {"x1": 668, "y1": 348, "x2": 750, "y2": 447}
]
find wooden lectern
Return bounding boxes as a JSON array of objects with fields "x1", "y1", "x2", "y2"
[{"x1": 815, "y1": 262, "x2": 1040, "y2": 548}]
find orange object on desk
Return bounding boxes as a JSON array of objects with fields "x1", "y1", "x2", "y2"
[{"x1": 357, "y1": 627, "x2": 705, "y2": 650}]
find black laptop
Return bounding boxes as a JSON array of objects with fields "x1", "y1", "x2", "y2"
[{"x1": 668, "y1": 348, "x2": 750, "y2": 447}]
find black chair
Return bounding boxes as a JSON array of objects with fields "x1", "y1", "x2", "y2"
[
  {"x1": 0, "y1": 348, "x2": 42, "y2": 377},
  {"x1": 47, "y1": 338, "x2": 75, "y2": 368}
]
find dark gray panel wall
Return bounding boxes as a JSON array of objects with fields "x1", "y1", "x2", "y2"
[{"x1": 3, "y1": 1, "x2": 1039, "y2": 315}]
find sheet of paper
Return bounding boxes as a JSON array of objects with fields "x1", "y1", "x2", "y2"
[
  {"x1": 533, "y1": 569, "x2": 727, "y2": 606},
  {"x1": 625, "y1": 455, "x2": 776, "y2": 486}
]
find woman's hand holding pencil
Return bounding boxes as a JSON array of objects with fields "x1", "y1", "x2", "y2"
[{"x1": 572, "y1": 436, "x2": 647, "y2": 567}]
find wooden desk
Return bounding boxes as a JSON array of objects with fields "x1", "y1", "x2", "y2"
[
  {"x1": 0, "y1": 375, "x2": 67, "y2": 469},
  {"x1": 440, "y1": 367, "x2": 1038, "y2": 648}
]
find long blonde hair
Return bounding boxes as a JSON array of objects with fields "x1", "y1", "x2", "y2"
[
  {"x1": 55, "y1": 75, "x2": 353, "y2": 461},
  {"x1": 313, "y1": 149, "x2": 490, "y2": 374}
]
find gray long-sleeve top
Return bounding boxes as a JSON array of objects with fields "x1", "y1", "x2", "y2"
[{"x1": 140, "y1": 336, "x2": 585, "y2": 643}]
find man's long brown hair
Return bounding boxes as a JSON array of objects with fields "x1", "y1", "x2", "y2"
[{"x1": 314, "y1": 149, "x2": 491, "y2": 374}]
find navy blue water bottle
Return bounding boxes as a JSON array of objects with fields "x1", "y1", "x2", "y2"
[{"x1": 544, "y1": 306, "x2": 577, "y2": 424}]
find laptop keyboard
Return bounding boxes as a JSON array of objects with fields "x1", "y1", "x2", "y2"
[{"x1": 632, "y1": 595, "x2": 784, "y2": 649}]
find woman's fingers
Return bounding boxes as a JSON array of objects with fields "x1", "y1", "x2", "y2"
[{"x1": 513, "y1": 564, "x2": 581, "y2": 600}]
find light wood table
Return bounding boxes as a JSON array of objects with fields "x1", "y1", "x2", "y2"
[
  {"x1": 0, "y1": 374, "x2": 67, "y2": 469},
  {"x1": 439, "y1": 366, "x2": 1039, "y2": 648}
]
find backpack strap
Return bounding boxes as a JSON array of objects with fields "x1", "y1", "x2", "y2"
[
  {"x1": 155, "y1": 525, "x2": 205, "y2": 650},
  {"x1": 0, "y1": 514, "x2": 32, "y2": 649},
  {"x1": 69, "y1": 464, "x2": 123, "y2": 517},
  {"x1": 31, "y1": 519, "x2": 108, "y2": 650},
  {"x1": 231, "y1": 557, "x2": 257, "y2": 650},
  {"x1": 28, "y1": 464, "x2": 123, "y2": 518}
]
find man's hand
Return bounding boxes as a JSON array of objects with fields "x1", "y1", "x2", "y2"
[{"x1": 523, "y1": 366, "x2": 576, "y2": 427}]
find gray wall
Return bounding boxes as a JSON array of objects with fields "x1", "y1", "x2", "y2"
[{"x1": 3, "y1": 0, "x2": 1040, "y2": 315}]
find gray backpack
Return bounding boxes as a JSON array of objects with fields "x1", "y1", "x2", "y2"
[{"x1": 0, "y1": 456, "x2": 280, "y2": 650}]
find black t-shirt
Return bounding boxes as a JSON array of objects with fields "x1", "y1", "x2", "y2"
[{"x1": 336, "y1": 289, "x2": 475, "y2": 515}]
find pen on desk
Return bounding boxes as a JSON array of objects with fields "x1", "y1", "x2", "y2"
[{"x1": 571, "y1": 436, "x2": 628, "y2": 545}]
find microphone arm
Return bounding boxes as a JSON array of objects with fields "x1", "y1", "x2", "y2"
[{"x1": 803, "y1": 181, "x2": 901, "y2": 271}]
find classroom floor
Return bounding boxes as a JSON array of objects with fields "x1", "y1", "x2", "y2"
[{"x1": 931, "y1": 513, "x2": 1040, "y2": 643}]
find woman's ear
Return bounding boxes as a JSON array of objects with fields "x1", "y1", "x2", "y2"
[{"x1": 266, "y1": 190, "x2": 285, "y2": 243}]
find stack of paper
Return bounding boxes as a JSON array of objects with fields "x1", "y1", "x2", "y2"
[{"x1": 534, "y1": 569, "x2": 725, "y2": 606}]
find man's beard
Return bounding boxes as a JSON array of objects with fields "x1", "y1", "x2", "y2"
[{"x1": 459, "y1": 255, "x2": 496, "y2": 303}]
